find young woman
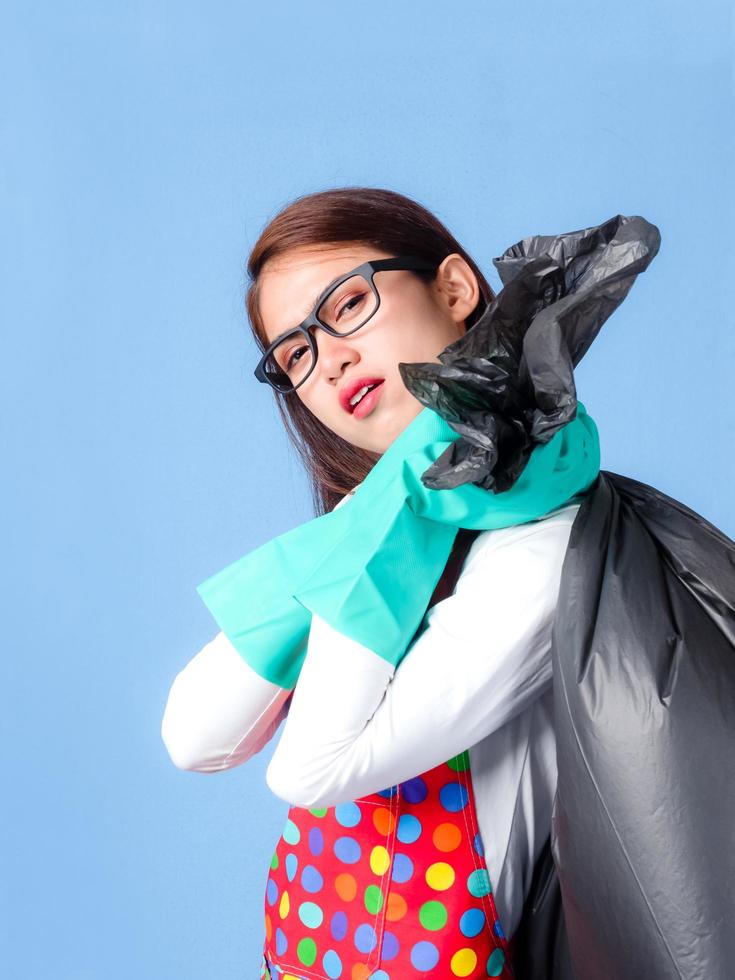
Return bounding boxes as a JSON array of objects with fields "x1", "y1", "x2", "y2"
[{"x1": 161, "y1": 187, "x2": 588, "y2": 978}]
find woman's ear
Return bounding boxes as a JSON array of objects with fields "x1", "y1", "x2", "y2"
[{"x1": 433, "y1": 253, "x2": 481, "y2": 327}]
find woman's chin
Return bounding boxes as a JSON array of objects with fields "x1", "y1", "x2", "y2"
[{"x1": 371, "y1": 403, "x2": 424, "y2": 453}]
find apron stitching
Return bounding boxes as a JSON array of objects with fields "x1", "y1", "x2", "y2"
[
  {"x1": 367, "y1": 785, "x2": 400, "y2": 971},
  {"x1": 266, "y1": 951, "x2": 325, "y2": 980},
  {"x1": 456, "y1": 758, "x2": 515, "y2": 973},
  {"x1": 268, "y1": 789, "x2": 400, "y2": 978}
]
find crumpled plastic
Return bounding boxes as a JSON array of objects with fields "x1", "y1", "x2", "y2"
[{"x1": 397, "y1": 211, "x2": 660, "y2": 491}]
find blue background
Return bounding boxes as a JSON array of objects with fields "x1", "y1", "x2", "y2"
[{"x1": 3, "y1": 2, "x2": 733, "y2": 977}]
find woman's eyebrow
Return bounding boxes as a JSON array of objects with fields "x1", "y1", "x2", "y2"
[
  {"x1": 267, "y1": 270, "x2": 349, "y2": 346},
  {"x1": 303, "y1": 270, "x2": 343, "y2": 317}
]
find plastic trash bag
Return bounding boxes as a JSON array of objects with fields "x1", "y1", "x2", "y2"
[
  {"x1": 547, "y1": 469, "x2": 735, "y2": 979},
  {"x1": 403, "y1": 213, "x2": 734, "y2": 978},
  {"x1": 398, "y1": 212, "x2": 660, "y2": 492}
]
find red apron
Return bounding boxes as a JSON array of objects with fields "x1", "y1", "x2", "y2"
[
  {"x1": 259, "y1": 748, "x2": 515, "y2": 979},
  {"x1": 258, "y1": 529, "x2": 516, "y2": 978}
]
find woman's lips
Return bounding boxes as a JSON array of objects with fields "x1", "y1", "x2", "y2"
[{"x1": 352, "y1": 380, "x2": 385, "y2": 419}]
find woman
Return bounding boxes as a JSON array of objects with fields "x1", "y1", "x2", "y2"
[{"x1": 160, "y1": 187, "x2": 589, "y2": 978}]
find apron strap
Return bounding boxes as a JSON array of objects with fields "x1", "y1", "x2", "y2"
[{"x1": 427, "y1": 526, "x2": 483, "y2": 609}]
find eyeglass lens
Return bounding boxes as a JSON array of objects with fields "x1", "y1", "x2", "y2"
[{"x1": 263, "y1": 274, "x2": 378, "y2": 391}]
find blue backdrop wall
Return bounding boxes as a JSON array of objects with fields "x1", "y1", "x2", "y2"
[{"x1": 2, "y1": 2, "x2": 733, "y2": 977}]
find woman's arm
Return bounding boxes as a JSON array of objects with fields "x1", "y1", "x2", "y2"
[
  {"x1": 160, "y1": 631, "x2": 293, "y2": 772},
  {"x1": 265, "y1": 503, "x2": 580, "y2": 808},
  {"x1": 161, "y1": 489, "x2": 357, "y2": 773}
]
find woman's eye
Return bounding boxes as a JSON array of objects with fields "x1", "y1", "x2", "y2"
[
  {"x1": 286, "y1": 346, "x2": 307, "y2": 370},
  {"x1": 336, "y1": 293, "x2": 367, "y2": 321}
]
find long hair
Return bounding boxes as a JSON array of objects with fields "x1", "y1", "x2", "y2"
[{"x1": 245, "y1": 187, "x2": 496, "y2": 515}]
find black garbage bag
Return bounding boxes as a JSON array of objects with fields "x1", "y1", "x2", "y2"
[
  {"x1": 398, "y1": 214, "x2": 735, "y2": 979},
  {"x1": 549, "y1": 468, "x2": 735, "y2": 980}
]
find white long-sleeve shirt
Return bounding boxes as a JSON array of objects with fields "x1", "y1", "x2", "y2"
[{"x1": 161, "y1": 491, "x2": 582, "y2": 939}]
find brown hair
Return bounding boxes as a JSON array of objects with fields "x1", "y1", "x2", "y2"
[{"x1": 245, "y1": 187, "x2": 496, "y2": 516}]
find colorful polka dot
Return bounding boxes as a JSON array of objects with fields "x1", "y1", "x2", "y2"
[
  {"x1": 451, "y1": 947, "x2": 478, "y2": 976},
  {"x1": 363, "y1": 884, "x2": 384, "y2": 915},
  {"x1": 334, "y1": 872, "x2": 357, "y2": 902},
  {"x1": 369, "y1": 845, "x2": 390, "y2": 876},
  {"x1": 308, "y1": 826, "x2": 324, "y2": 856},
  {"x1": 433, "y1": 822, "x2": 462, "y2": 852},
  {"x1": 354, "y1": 923, "x2": 378, "y2": 954},
  {"x1": 296, "y1": 936, "x2": 317, "y2": 967},
  {"x1": 330, "y1": 909, "x2": 348, "y2": 941},
  {"x1": 391, "y1": 852, "x2": 414, "y2": 883},
  {"x1": 372, "y1": 807, "x2": 395, "y2": 835},
  {"x1": 275, "y1": 926, "x2": 288, "y2": 955},
  {"x1": 301, "y1": 864, "x2": 323, "y2": 893},
  {"x1": 385, "y1": 891, "x2": 407, "y2": 921},
  {"x1": 335, "y1": 802, "x2": 362, "y2": 828},
  {"x1": 400, "y1": 775, "x2": 428, "y2": 804},
  {"x1": 298, "y1": 901, "x2": 324, "y2": 929},
  {"x1": 487, "y1": 948, "x2": 506, "y2": 975},
  {"x1": 285, "y1": 853, "x2": 298, "y2": 882},
  {"x1": 459, "y1": 907, "x2": 485, "y2": 938},
  {"x1": 467, "y1": 868, "x2": 492, "y2": 897},
  {"x1": 333, "y1": 836, "x2": 361, "y2": 864},
  {"x1": 396, "y1": 813, "x2": 422, "y2": 844},
  {"x1": 379, "y1": 930, "x2": 400, "y2": 960},
  {"x1": 426, "y1": 861, "x2": 456, "y2": 891},
  {"x1": 410, "y1": 940, "x2": 439, "y2": 970},
  {"x1": 418, "y1": 900, "x2": 448, "y2": 931},
  {"x1": 266, "y1": 879, "x2": 278, "y2": 906},
  {"x1": 282, "y1": 818, "x2": 300, "y2": 845},
  {"x1": 322, "y1": 948, "x2": 343, "y2": 978},
  {"x1": 439, "y1": 782, "x2": 469, "y2": 812}
]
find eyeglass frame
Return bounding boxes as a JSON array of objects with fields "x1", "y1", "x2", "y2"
[{"x1": 253, "y1": 255, "x2": 439, "y2": 394}]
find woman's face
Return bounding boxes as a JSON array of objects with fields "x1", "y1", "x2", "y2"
[{"x1": 257, "y1": 243, "x2": 481, "y2": 454}]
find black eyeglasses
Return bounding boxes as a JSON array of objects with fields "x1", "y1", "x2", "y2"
[{"x1": 254, "y1": 255, "x2": 438, "y2": 394}]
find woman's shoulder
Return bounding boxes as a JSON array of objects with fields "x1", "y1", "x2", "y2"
[{"x1": 462, "y1": 498, "x2": 583, "y2": 575}]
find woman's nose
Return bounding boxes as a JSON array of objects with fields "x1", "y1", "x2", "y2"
[{"x1": 316, "y1": 330, "x2": 361, "y2": 382}]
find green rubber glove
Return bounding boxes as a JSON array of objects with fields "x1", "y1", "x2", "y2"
[{"x1": 196, "y1": 400, "x2": 599, "y2": 688}]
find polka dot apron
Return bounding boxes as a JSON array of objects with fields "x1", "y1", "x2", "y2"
[{"x1": 259, "y1": 530, "x2": 516, "y2": 979}]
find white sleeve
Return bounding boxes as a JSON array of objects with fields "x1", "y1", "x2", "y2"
[
  {"x1": 265, "y1": 505, "x2": 579, "y2": 808},
  {"x1": 161, "y1": 488, "x2": 358, "y2": 773},
  {"x1": 160, "y1": 630, "x2": 293, "y2": 772}
]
